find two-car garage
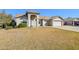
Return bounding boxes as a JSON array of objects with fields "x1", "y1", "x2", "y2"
[
  {"x1": 53, "y1": 20, "x2": 62, "y2": 27},
  {"x1": 49, "y1": 16, "x2": 63, "y2": 27}
]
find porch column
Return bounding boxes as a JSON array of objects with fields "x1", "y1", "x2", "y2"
[
  {"x1": 28, "y1": 14, "x2": 31, "y2": 27},
  {"x1": 36, "y1": 15, "x2": 39, "y2": 27},
  {"x1": 43, "y1": 20, "x2": 45, "y2": 27}
]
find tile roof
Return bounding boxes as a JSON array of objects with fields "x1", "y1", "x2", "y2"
[
  {"x1": 50, "y1": 16, "x2": 64, "y2": 20},
  {"x1": 0, "y1": 13, "x2": 8, "y2": 16},
  {"x1": 15, "y1": 14, "x2": 24, "y2": 18},
  {"x1": 39, "y1": 16, "x2": 50, "y2": 20}
]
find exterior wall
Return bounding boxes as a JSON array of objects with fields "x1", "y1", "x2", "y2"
[
  {"x1": 42, "y1": 20, "x2": 47, "y2": 27},
  {"x1": 15, "y1": 18, "x2": 23, "y2": 26},
  {"x1": 15, "y1": 16, "x2": 27, "y2": 26},
  {"x1": 36, "y1": 15, "x2": 40, "y2": 27}
]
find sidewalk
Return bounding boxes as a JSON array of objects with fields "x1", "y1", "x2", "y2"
[{"x1": 54, "y1": 26, "x2": 79, "y2": 32}]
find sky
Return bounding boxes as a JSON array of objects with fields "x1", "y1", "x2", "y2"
[{"x1": 0, "y1": 9, "x2": 79, "y2": 18}]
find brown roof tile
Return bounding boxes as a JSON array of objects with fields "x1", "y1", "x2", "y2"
[
  {"x1": 15, "y1": 14, "x2": 24, "y2": 18},
  {"x1": 50, "y1": 16, "x2": 64, "y2": 20},
  {"x1": 39, "y1": 16, "x2": 50, "y2": 20},
  {"x1": 0, "y1": 13, "x2": 8, "y2": 16}
]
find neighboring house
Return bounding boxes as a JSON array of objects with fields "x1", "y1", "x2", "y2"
[
  {"x1": 14, "y1": 11, "x2": 64, "y2": 27},
  {"x1": 64, "y1": 18, "x2": 79, "y2": 26}
]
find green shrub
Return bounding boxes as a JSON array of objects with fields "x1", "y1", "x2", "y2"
[
  {"x1": 18, "y1": 22, "x2": 27, "y2": 28},
  {"x1": 10, "y1": 20, "x2": 16, "y2": 28}
]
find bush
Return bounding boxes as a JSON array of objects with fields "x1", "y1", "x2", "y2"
[
  {"x1": 9, "y1": 20, "x2": 16, "y2": 28},
  {"x1": 18, "y1": 22, "x2": 27, "y2": 28},
  {"x1": 2, "y1": 24, "x2": 6, "y2": 28}
]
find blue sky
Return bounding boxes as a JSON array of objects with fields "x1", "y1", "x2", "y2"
[{"x1": 0, "y1": 9, "x2": 79, "y2": 18}]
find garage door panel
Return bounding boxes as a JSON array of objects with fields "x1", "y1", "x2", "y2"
[{"x1": 53, "y1": 21, "x2": 61, "y2": 27}]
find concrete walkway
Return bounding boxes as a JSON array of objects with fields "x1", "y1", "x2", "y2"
[{"x1": 54, "y1": 26, "x2": 79, "y2": 32}]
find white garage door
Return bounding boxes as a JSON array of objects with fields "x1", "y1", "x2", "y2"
[{"x1": 53, "y1": 21, "x2": 62, "y2": 27}]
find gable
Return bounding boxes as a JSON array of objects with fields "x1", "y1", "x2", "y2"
[{"x1": 50, "y1": 16, "x2": 64, "y2": 21}]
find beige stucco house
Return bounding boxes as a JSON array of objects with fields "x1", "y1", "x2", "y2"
[{"x1": 14, "y1": 11, "x2": 64, "y2": 27}]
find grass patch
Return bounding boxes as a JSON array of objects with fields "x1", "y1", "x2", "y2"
[{"x1": 0, "y1": 27, "x2": 79, "y2": 50}]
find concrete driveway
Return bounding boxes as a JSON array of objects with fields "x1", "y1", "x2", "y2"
[{"x1": 54, "y1": 26, "x2": 79, "y2": 32}]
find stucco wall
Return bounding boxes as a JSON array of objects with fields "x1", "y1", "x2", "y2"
[
  {"x1": 15, "y1": 17, "x2": 27, "y2": 26},
  {"x1": 43, "y1": 20, "x2": 47, "y2": 27}
]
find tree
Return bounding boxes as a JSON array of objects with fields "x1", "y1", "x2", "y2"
[{"x1": 0, "y1": 14, "x2": 12, "y2": 28}]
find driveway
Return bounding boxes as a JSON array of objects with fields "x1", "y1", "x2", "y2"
[{"x1": 54, "y1": 26, "x2": 79, "y2": 32}]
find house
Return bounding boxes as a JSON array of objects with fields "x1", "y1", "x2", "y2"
[
  {"x1": 14, "y1": 11, "x2": 50, "y2": 27},
  {"x1": 14, "y1": 11, "x2": 64, "y2": 27}
]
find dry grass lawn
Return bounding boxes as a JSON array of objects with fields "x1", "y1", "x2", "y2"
[{"x1": 0, "y1": 27, "x2": 79, "y2": 50}]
